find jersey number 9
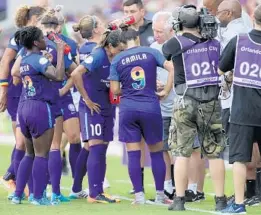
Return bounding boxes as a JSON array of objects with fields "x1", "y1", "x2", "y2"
[{"x1": 131, "y1": 66, "x2": 146, "y2": 90}]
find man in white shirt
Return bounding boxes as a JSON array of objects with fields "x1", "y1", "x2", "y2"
[{"x1": 150, "y1": 11, "x2": 175, "y2": 201}]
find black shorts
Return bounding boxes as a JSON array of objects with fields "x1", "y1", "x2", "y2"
[
  {"x1": 229, "y1": 123, "x2": 261, "y2": 164},
  {"x1": 222, "y1": 108, "x2": 230, "y2": 135}
]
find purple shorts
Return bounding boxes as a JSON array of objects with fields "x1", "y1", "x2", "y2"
[
  {"x1": 119, "y1": 110, "x2": 163, "y2": 145},
  {"x1": 7, "y1": 97, "x2": 20, "y2": 122},
  {"x1": 17, "y1": 100, "x2": 55, "y2": 139},
  {"x1": 79, "y1": 103, "x2": 114, "y2": 142},
  {"x1": 53, "y1": 93, "x2": 78, "y2": 121}
]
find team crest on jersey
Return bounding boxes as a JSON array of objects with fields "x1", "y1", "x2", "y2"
[
  {"x1": 147, "y1": 36, "x2": 155, "y2": 45},
  {"x1": 68, "y1": 103, "x2": 76, "y2": 112},
  {"x1": 11, "y1": 38, "x2": 17, "y2": 46},
  {"x1": 39, "y1": 57, "x2": 49, "y2": 65},
  {"x1": 85, "y1": 56, "x2": 93, "y2": 64}
]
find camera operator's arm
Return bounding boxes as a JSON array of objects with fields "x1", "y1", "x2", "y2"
[
  {"x1": 162, "y1": 38, "x2": 180, "y2": 61},
  {"x1": 218, "y1": 36, "x2": 237, "y2": 75}
]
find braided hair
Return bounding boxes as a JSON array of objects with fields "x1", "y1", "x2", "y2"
[{"x1": 15, "y1": 26, "x2": 43, "y2": 49}]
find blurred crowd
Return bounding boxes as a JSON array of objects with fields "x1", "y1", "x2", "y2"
[{"x1": 0, "y1": 0, "x2": 259, "y2": 59}]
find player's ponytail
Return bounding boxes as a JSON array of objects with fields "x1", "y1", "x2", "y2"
[{"x1": 72, "y1": 15, "x2": 98, "y2": 39}]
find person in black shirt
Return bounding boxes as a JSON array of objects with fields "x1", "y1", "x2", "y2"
[
  {"x1": 218, "y1": 5, "x2": 261, "y2": 214},
  {"x1": 163, "y1": 5, "x2": 226, "y2": 211}
]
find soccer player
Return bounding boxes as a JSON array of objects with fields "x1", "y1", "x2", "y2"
[
  {"x1": 69, "y1": 15, "x2": 105, "y2": 199},
  {"x1": 0, "y1": 5, "x2": 46, "y2": 196},
  {"x1": 218, "y1": 4, "x2": 261, "y2": 214},
  {"x1": 163, "y1": 5, "x2": 226, "y2": 211},
  {"x1": 71, "y1": 28, "x2": 123, "y2": 204},
  {"x1": 109, "y1": 25, "x2": 174, "y2": 204},
  {"x1": 40, "y1": 10, "x2": 79, "y2": 204},
  {"x1": 11, "y1": 26, "x2": 65, "y2": 205}
]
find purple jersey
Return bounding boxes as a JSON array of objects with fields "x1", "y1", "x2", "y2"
[
  {"x1": 176, "y1": 36, "x2": 220, "y2": 88},
  {"x1": 59, "y1": 34, "x2": 78, "y2": 60},
  {"x1": 234, "y1": 34, "x2": 261, "y2": 89},
  {"x1": 7, "y1": 34, "x2": 23, "y2": 98},
  {"x1": 79, "y1": 42, "x2": 97, "y2": 63},
  {"x1": 19, "y1": 53, "x2": 53, "y2": 102},
  {"x1": 81, "y1": 47, "x2": 111, "y2": 113},
  {"x1": 109, "y1": 46, "x2": 165, "y2": 113}
]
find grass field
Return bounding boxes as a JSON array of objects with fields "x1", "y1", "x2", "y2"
[{"x1": 0, "y1": 145, "x2": 260, "y2": 215}]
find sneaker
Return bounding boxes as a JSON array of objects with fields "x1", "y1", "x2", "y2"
[
  {"x1": 244, "y1": 196, "x2": 261, "y2": 207},
  {"x1": 129, "y1": 189, "x2": 135, "y2": 195},
  {"x1": 0, "y1": 177, "x2": 16, "y2": 192},
  {"x1": 215, "y1": 196, "x2": 227, "y2": 211},
  {"x1": 102, "y1": 193, "x2": 120, "y2": 203},
  {"x1": 8, "y1": 192, "x2": 25, "y2": 201},
  {"x1": 185, "y1": 190, "x2": 197, "y2": 202},
  {"x1": 221, "y1": 203, "x2": 246, "y2": 214},
  {"x1": 154, "y1": 192, "x2": 173, "y2": 205},
  {"x1": 51, "y1": 193, "x2": 70, "y2": 205},
  {"x1": 11, "y1": 195, "x2": 22, "y2": 204},
  {"x1": 31, "y1": 197, "x2": 51, "y2": 206},
  {"x1": 164, "y1": 190, "x2": 174, "y2": 200},
  {"x1": 87, "y1": 194, "x2": 117, "y2": 204},
  {"x1": 28, "y1": 194, "x2": 34, "y2": 203},
  {"x1": 194, "y1": 191, "x2": 205, "y2": 202},
  {"x1": 2, "y1": 172, "x2": 15, "y2": 181},
  {"x1": 69, "y1": 190, "x2": 88, "y2": 199},
  {"x1": 168, "y1": 196, "x2": 186, "y2": 211},
  {"x1": 227, "y1": 195, "x2": 235, "y2": 205},
  {"x1": 132, "y1": 192, "x2": 145, "y2": 205}
]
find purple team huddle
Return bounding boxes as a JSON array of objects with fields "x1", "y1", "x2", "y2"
[{"x1": 1, "y1": 0, "x2": 261, "y2": 214}]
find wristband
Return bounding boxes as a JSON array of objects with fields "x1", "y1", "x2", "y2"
[{"x1": 0, "y1": 79, "x2": 8, "y2": 87}]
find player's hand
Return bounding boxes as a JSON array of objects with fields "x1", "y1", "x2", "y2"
[
  {"x1": 156, "y1": 89, "x2": 168, "y2": 101},
  {"x1": 56, "y1": 40, "x2": 66, "y2": 51},
  {"x1": 0, "y1": 88, "x2": 7, "y2": 112},
  {"x1": 84, "y1": 98, "x2": 101, "y2": 115},
  {"x1": 156, "y1": 80, "x2": 164, "y2": 92},
  {"x1": 13, "y1": 77, "x2": 21, "y2": 86},
  {"x1": 59, "y1": 88, "x2": 65, "y2": 97}
]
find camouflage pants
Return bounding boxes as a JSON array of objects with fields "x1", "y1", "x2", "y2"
[{"x1": 168, "y1": 96, "x2": 226, "y2": 159}]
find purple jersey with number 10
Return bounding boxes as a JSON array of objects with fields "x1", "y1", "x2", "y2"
[
  {"x1": 176, "y1": 36, "x2": 220, "y2": 88},
  {"x1": 234, "y1": 34, "x2": 261, "y2": 89}
]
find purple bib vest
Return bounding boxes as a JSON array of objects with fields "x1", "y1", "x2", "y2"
[{"x1": 176, "y1": 36, "x2": 220, "y2": 88}]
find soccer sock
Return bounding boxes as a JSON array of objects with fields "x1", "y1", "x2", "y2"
[
  {"x1": 15, "y1": 156, "x2": 33, "y2": 198},
  {"x1": 246, "y1": 180, "x2": 256, "y2": 198},
  {"x1": 164, "y1": 180, "x2": 173, "y2": 194},
  {"x1": 27, "y1": 173, "x2": 34, "y2": 195},
  {"x1": 5, "y1": 146, "x2": 16, "y2": 178},
  {"x1": 141, "y1": 167, "x2": 144, "y2": 190},
  {"x1": 48, "y1": 150, "x2": 62, "y2": 195},
  {"x1": 256, "y1": 168, "x2": 261, "y2": 197},
  {"x1": 72, "y1": 148, "x2": 89, "y2": 193},
  {"x1": 128, "y1": 150, "x2": 143, "y2": 193},
  {"x1": 87, "y1": 144, "x2": 106, "y2": 198},
  {"x1": 13, "y1": 149, "x2": 25, "y2": 177},
  {"x1": 33, "y1": 157, "x2": 48, "y2": 200},
  {"x1": 171, "y1": 164, "x2": 175, "y2": 187},
  {"x1": 188, "y1": 183, "x2": 198, "y2": 195},
  {"x1": 150, "y1": 151, "x2": 166, "y2": 191},
  {"x1": 100, "y1": 144, "x2": 108, "y2": 192},
  {"x1": 69, "y1": 143, "x2": 82, "y2": 178}
]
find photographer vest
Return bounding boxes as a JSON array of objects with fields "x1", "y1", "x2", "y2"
[
  {"x1": 234, "y1": 34, "x2": 261, "y2": 89},
  {"x1": 175, "y1": 35, "x2": 221, "y2": 102}
]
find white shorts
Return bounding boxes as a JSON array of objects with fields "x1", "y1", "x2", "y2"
[{"x1": 70, "y1": 88, "x2": 81, "y2": 112}]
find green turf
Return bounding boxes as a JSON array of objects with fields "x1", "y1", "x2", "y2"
[{"x1": 0, "y1": 145, "x2": 260, "y2": 215}]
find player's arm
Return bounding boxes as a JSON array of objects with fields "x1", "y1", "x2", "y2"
[
  {"x1": 11, "y1": 55, "x2": 22, "y2": 85},
  {"x1": 109, "y1": 58, "x2": 121, "y2": 95},
  {"x1": 71, "y1": 64, "x2": 90, "y2": 102},
  {"x1": 218, "y1": 36, "x2": 237, "y2": 75},
  {"x1": 60, "y1": 62, "x2": 77, "y2": 96}
]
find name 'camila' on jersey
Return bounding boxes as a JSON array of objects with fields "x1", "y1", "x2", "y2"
[{"x1": 121, "y1": 53, "x2": 148, "y2": 65}]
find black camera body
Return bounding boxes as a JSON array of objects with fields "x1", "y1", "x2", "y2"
[
  {"x1": 172, "y1": 6, "x2": 218, "y2": 40},
  {"x1": 198, "y1": 8, "x2": 218, "y2": 39}
]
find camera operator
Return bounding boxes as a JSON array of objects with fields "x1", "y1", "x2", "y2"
[{"x1": 163, "y1": 5, "x2": 226, "y2": 211}]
